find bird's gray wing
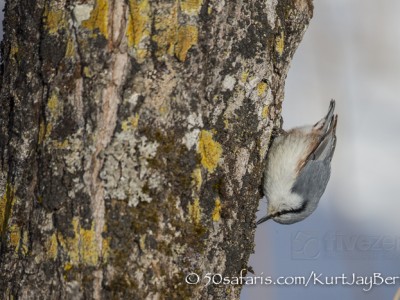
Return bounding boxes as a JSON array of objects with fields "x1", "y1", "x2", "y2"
[
  {"x1": 292, "y1": 113, "x2": 336, "y2": 209},
  {"x1": 306, "y1": 114, "x2": 337, "y2": 164},
  {"x1": 291, "y1": 160, "x2": 331, "y2": 202}
]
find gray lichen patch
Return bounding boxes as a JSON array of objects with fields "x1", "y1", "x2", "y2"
[
  {"x1": 100, "y1": 131, "x2": 160, "y2": 207},
  {"x1": 266, "y1": 0, "x2": 279, "y2": 29},
  {"x1": 234, "y1": 147, "x2": 251, "y2": 189},
  {"x1": 72, "y1": 4, "x2": 93, "y2": 27}
]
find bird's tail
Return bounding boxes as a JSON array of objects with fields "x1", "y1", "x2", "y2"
[
  {"x1": 310, "y1": 100, "x2": 338, "y2": 162},
  {"x1": 313, "y1": 99, "x2": 336, "y2": 134}
]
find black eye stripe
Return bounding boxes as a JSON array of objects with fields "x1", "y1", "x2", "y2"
[
  {"x1": 256, "y1": 200, "x2": 308, "y2": 225},
  {"x1": 272, "y1": 200, "x2": 308, "y2": 218}
]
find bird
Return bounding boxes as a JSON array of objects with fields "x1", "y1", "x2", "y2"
[{"x1": 257, "y1": 100, "x2": 338, "y2": 225}]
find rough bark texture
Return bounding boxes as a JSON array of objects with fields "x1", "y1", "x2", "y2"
[{"x1": 0, "y1": 0, "x2": 312, "y2": 299}]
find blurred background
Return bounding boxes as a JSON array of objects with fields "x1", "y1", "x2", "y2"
[{"x1": 242, "y1": 0, "x2": 400, "y2": 299}]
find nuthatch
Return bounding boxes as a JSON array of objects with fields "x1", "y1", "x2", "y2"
[{"x1": 257, "y1": 100, "x2": 337, "y2": 225}]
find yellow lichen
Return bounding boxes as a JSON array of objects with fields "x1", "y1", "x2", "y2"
[
  {"x1": 192, "y1": 167, "x2": 202, "y2": 191},
  {"x1": 46, "y1": 123, "x2": 53, "y2": 139},
  {"x1": 152, "y1": 4, "x2": 178, "y2": 58},
  {"x1": 152, "y1": 3, "x2": 198, "y2": 61},
  {"x1": 44, "y1": 8, "x2": 67, "y2": 35},
  {"x1": 257, "y1": 82, "x2": 268, "y2": 96},
  {"x1": 38, "y1": 122, "x2": 45, "y2": 143},
  {"x1": 9, "y1": 225, "x2": 28, "y2": 256},
  {"x1": 47, "y1": 92, "x2": 60, "y2": 119},
  {"x1": 64, "y1": 262, "x2": 73, "y2": 272},
  {"x1": 223, "y1": 119, "x2": 229, "y2": 129},
  {"x1": 38, "y1": 122, "x2": 53, "y2": 144},
  {"x1": 262, "y1": 105, "x2": 269, "y2": 119},
  {"x1": 59, "y1": 218, "x2": 109, "y2": 266},
  {"x1": 159, "y1": 104, "x2": 168, "y2": 115},
  {"x1": 11, "y1": 227, "x2": 29, "y2": 255},
  {"x1": 21, "y1": 231, "x2": 29, "y2": 255},
  {"x1": 198, "y1": 130, "x2": 223, "y2": 173},
  {"x1": 65, "y1": 37, "x2": 75, "y2": 57},
  {"x1": 47, "y1": 233, "x2": 58, "y2": 260},
  {"x1": 139, "y1": 235, "x2": 146, "y2": 251},
  {"x1": 43, "y1": 92, "x2": 61, "y2": 142},
  {"x1": 9, "y1": 225, "x2": 20, "y2": 249},
  {"x1": 136, "y1": 49, "x2": 148, "y2": 60},
  {"x1": 207, "y1": 6, "x2": 212, "y2": 14},
  {"x1": 188, "y1": 198, "x2": 202, "y2": 225},
  {"x1": 212, "y1": 197, "x2": 221, "y2": 222},
  {"x1": 82, "y1": 0, "x2": 109, "y2": 38},
  {"x1": 0, "y1": 184, "x2": 15, "y2": 236},
  {"x1": 180, "y1": 0, "x2": 203, "y2": 15},
  {"x1": 102, "y1": 236, "x2": 110, "y2": 262},
  {"x1": 59, "y1": 219, "x2": 93, "y2": 265},
  {"x1": 121, "y1": 114, "x2": 140, "y2": 131},
  {"x1": 80, "y1": 224, "x2": 98, "y2": 266},
  {"x1": 275, "y1": 31, "x2": 285, "y2": 56},
  {"x1": 53, "y1": 139, "x2": 70, "y2": 149},
  {"x1": 175, "y1": 25, "x2": 198, "y2": 61},
  {"x1": 241, "y1": 71, "x2": 249, "y2": 83},
  {"x1": 0, "y1": 194, "x2": 6, "y2": 234},
  {"x1": 83, "y1": 66, "x2": 92, "y2": 78},
  {"x1": 126, "y1": 0, "x2": 151, "y2": 52},
  {"x1": 10, "y1": 44, "x2": 18, "y2": 57}
]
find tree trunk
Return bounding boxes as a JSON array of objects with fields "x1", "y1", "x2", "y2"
[{"x1": 0, "y1": 0, "x2": 312, "y2": 298}]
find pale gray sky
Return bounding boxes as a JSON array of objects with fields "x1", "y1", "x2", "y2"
[{"x1": 243, "y1": 1, "x2": 400, "y2": 299}]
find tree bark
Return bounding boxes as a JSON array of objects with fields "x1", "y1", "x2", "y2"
[{"x1": 0, "y1": 0, "x2": 312, "y2": 298}]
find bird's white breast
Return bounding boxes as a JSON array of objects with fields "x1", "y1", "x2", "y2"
[{"x1": 264, "y1": 130, "x2": 313, "y2": 212}]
